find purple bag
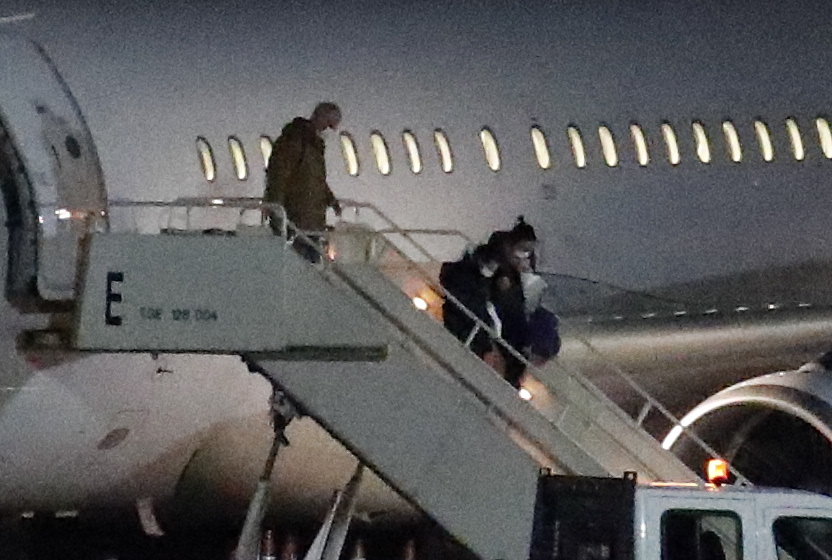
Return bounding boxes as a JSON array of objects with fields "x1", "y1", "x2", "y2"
[{"x1": 529, "y1": 307, "x2": 561, "y2": 359}]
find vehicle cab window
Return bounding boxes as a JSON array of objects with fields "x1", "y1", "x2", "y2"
[
  {"x1": 774, "y1": 517, "x2": 832, "y2": 560},
  {"x1": 662, "y1": 510, "x2": 742, "y2": 560}
]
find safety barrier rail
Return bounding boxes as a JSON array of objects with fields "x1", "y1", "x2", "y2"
[
  {"x1": 333, "y1": 199, "x2": 750, "y2": 485},
  {"x1": 65, "y1": 195, "x2": 748, "y2": 483}
]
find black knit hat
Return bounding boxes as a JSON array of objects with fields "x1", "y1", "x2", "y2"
[{"x1": 510, "y1": 215, "x2": 537, "y2": 242}]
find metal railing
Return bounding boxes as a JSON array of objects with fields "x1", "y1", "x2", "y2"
[
  {"x1": 333, "y1": 199, "x2": 750, "y2": 485},
  {"x1": 75, "y1": 195, "x2": 748, "y2": 484}
]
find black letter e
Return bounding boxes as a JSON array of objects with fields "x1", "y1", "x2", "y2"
[{"x1": 105, "y1": 271, "x2": 124, "y2": 326}]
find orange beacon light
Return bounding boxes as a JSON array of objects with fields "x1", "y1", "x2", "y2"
[{"x1": 706, "y1": 458, "x2": 730, "y2": 486}]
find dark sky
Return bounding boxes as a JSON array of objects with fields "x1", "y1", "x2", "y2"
[{"x1": 6, "y1": 0, "x2": 832, "y2": 117}]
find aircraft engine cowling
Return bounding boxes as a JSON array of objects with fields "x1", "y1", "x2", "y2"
[{"x1": 663, "y1": 369, "x2": 832, "y2": 493}]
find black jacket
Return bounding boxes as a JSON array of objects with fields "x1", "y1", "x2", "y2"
[
  {"x1": 491, "y1": 265, "x2": 529, "y2": 354},
  {"x1": 440, "y1": 255, "x2": 494, "y2": 357}
]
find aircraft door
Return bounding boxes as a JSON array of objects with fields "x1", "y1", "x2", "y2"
[{"x1": 0, "y1": 32, "x2": 106, "y2": 303}]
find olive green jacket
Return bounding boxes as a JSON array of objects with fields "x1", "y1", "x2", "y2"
[{"x1": 264, "y1": 117, "x2": 336, "y2": 231}]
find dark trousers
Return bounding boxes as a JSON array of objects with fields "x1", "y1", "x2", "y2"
[
  {"x1": 269, "y1": 216, "x2": 324, "y2": 264},
  {"x1": 499, "y1": 346, "x2": 526, "y2": 389},
  {"x1": 292, "y1": 234, "x2": 324, "y2": 264}
]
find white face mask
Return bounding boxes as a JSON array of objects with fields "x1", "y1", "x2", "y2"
[
  {"x1": 480, "y1": 265, "x2": 496, "y2": 278},
  {"x1": 514, "y1": 249, "x2": 532, "y2": 259}
]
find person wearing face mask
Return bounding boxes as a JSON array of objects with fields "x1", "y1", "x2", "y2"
[
  {"x1": 264, "y1": 102, "x2": 343, "y2": 261},
  {"x1": 487, "y1": 224, "x2": 533, "y2": 389},
  {"x1": 507, "y1": 216, "x2": 538, "y2": 273},
  {"x1": 509, "y1": 217, "x2": 562, "y2": 365},
  {"x1": 439, "y1": 243, "x2": 502, "y2": 359}
]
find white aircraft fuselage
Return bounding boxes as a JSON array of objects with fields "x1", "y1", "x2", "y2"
[{"x1": 2, "y1": 0, "x2": 832, "y2": 532}]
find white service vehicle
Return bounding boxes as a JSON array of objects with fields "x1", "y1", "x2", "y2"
[{"x1": 531, "y1": 471, "x2": 832, "y2": 560}]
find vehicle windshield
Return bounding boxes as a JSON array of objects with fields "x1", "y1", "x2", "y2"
[{"x1": 775, "y1": 517, "x2": 832, "y2": 560}]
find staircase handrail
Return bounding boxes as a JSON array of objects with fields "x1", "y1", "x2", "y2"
[
  {"x1": 96, "y1": 196, "x2": 748, "y2": 484},
  {"x1": 334, "y1": 199, "x2": 750, "y2": 485}
]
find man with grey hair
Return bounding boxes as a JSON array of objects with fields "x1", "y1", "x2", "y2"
[{"x1": 264, "y1": 102, "x2": 342, "y2": 260}]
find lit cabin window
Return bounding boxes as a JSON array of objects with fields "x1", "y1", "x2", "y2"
[
  {"x1": 434, "y1": 129, "x2": 454, "y2": 173},
  {"x1": 661, "y1": 122, "x2": 680, "y2": 165},
  {"x1": 817, "y1": 117, "x2": 832, "y2": 159},
  {"x1": 228, "y1": 136, "x2": 248, "y2": 180},
  {"x1": 530, "y1": 126, "x2": 551, "y2": 169},
  {"x1": 753, "y1": 120, "x2": 774, "y2": 162},
  {"x1": 598, "y1": 125, "x2": 618, "y2": 167},
  {"x1": 402, "y1": 130, "x2": 422, "y2": 173},
  {"x1": 479, "y1": 127, "x2": 501, "y2": 171},
  {"x1": 567, "y1": 126, "x2": 586, "y2": 168},
  {"x1": 370, "y1": 131, "x2": 392, "y2": 176},
  {"x1": 786, "y1": 118, "x2": 805, "y2": 161},
  {"x1": 339, "y1": 132, "x2": 359, "y2": 176},
  {"x1": 691, "y1": 121, "x2": 711, "y2": 163},
  {"x1": 722, "y1": 121, "x2": 742, "y2": 163},
  {"x1": 260, "y1": 136, "x2": 273, "y2": 169},
  {"x1": 196, "y1": 137, "x2": 216, "y2": 182},
  {"x1": 629, "y1": 124, "x2": 649, "y2": 166}
]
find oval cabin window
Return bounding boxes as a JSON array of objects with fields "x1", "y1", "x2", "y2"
[
  {"x1": 260, "y1": 136, "x2": 273, "y2": 169},
  {"x1": 598, "y1": 125, "x2": 618, "y2": 167},
  {"x1": 402, "y1": 130, "x2": 422, "y2": 173},
  {"x1": 785, "y1": 118, "x2": 805, "y2": 161},
  {"x1": 479, "y1": 127, "x2": 501, "y2": 172},
  {"x1": 630, "y1": 123, "x2": 649, "y2": 166},
  {"x1": 691, "y1": 121, "x2": 711, "y2": 163},
  {"x1": 340, "y1": 132, "x2": 360, "y2": 176},
  {"x1": 661, "y1": 122, "x2": 681, "y2": 165},
  {"x1": 753, "y1": 121, "x2": 774, "y2": 162},
  {"x1": 567, "y1": 126, "x2": 586, "y2": 168},
  {"x1": 817, "y1": 117, "x2": 832, "y2": 159},
  {"x1": 228, "y1": 136, "x2": 248, "y2": 180},
  {"x1": 722, "y1": 121, "x2": 742, "y2": 163},
  {"x1": 530, "y1": 126, "x2": 552, "y2": 169},
  {"x1": 370, "y1": 131, "x2": 392, "y2": 176},
  {"x1": 196, "y1": 137, "x2": 216, "y2": 182},
  {"x1": 434, "y1": 129, "x2": 454, "y2": 173}
]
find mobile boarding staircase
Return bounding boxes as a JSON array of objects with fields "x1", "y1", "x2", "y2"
[{"x1": 54, "y1": 198, "x2": 743, "y2": 560}]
